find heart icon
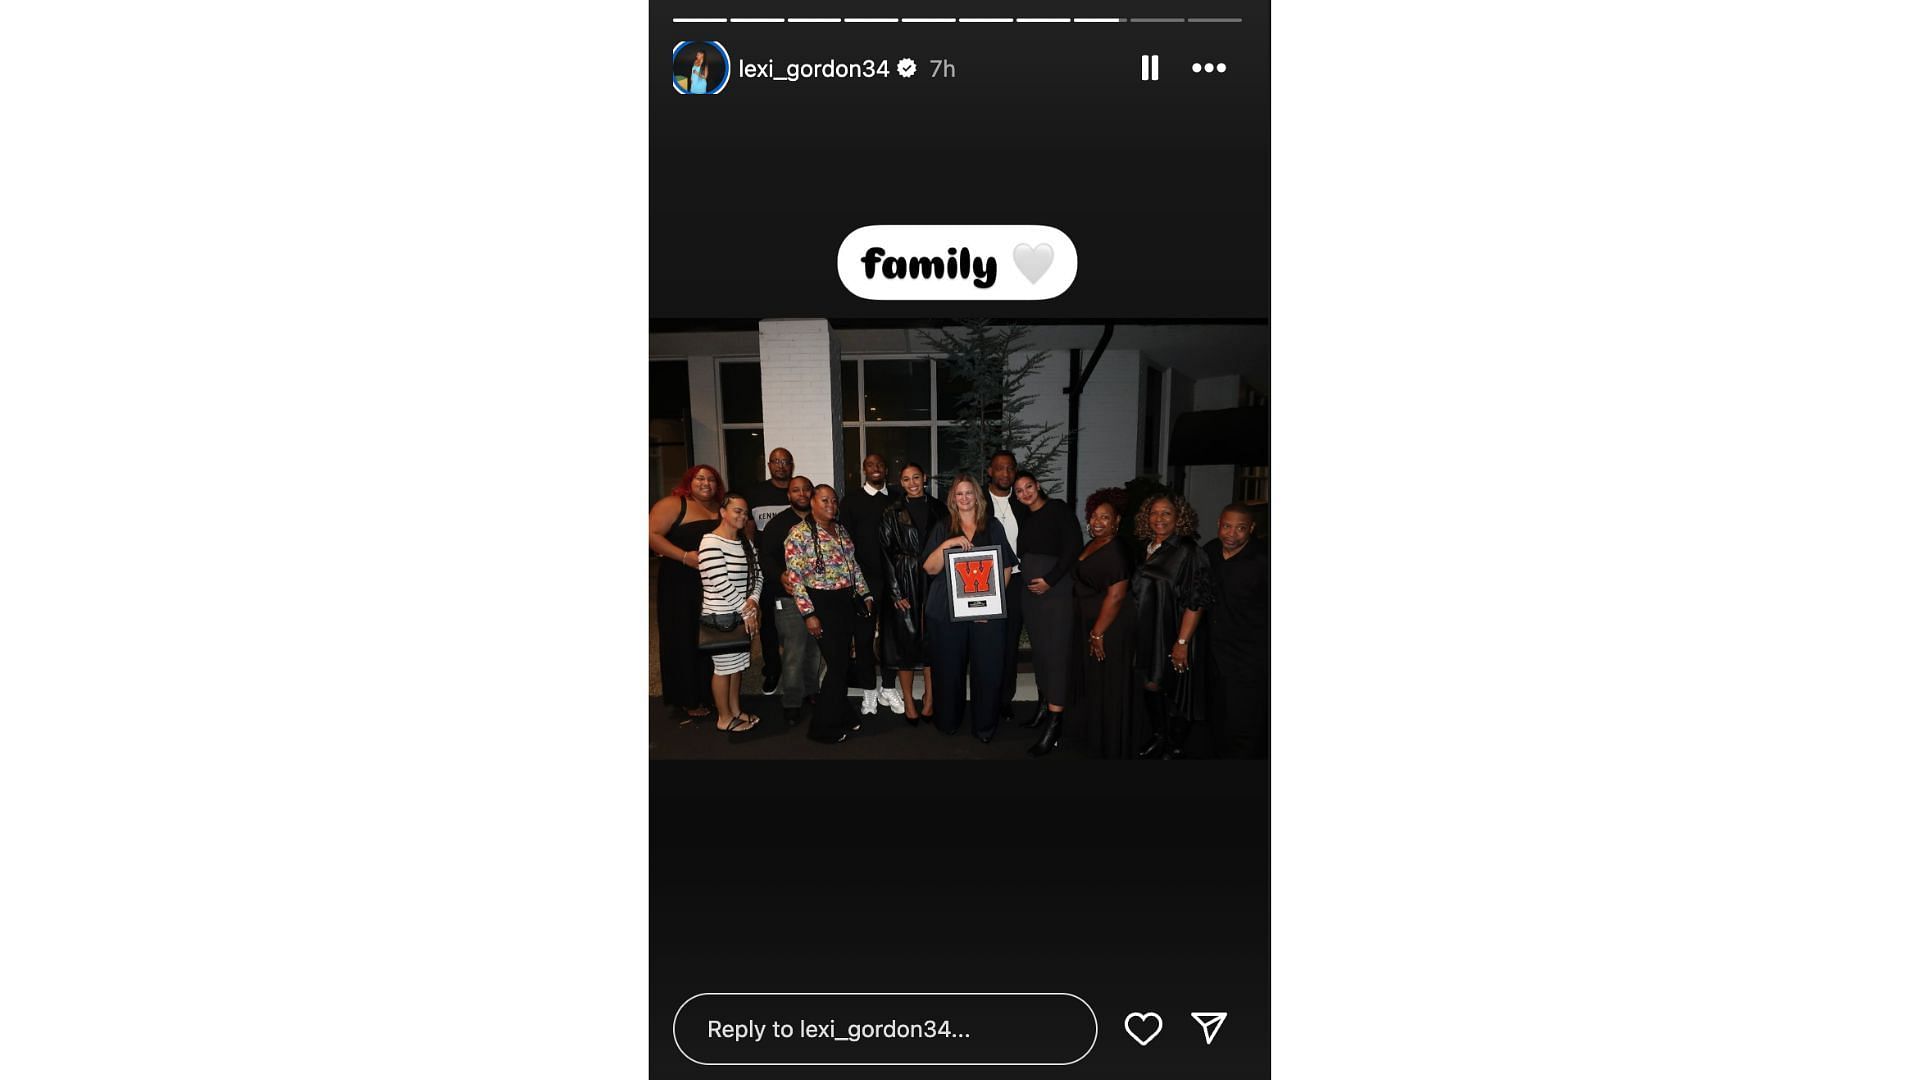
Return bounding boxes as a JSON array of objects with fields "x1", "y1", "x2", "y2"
[
  {"x1": 1124, "y1": 1011, "x2": 1163, "y2": 1046},
  {"x1": 1012, "y1": 243, "x2": 1054, "y2": 283}
]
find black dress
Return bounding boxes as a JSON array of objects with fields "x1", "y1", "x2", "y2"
[
  {"x1": 878, "y1": 495, "x2": 933, "y2": 670},
  {"x1": 1069, "y1": 539, "x2": 1139, "y2": 758},
  {"x1": 657, "y1": 496, "x2": 719, "y2": 710},
  {"x1": 1130, "y1": 535, "x2": 1218, "y2": 719},
  {"x1": 1017, "y1": 499, "x2": 1081, "y2": 708},
  {"x1": 1202, "y1": 537, "x2": 1270, "y2": 757}
]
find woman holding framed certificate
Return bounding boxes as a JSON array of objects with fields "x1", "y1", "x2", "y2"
[{"x1": 921, "y1": 473, "x2": 1016, "y2": 743}]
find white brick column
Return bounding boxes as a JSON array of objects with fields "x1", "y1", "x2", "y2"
[
  {"x1": 756, "y1": 319, "x2": 842, "y2": 491},
  {"x1": 685, "y1": 356, "x2": 720, "y2": 470}
]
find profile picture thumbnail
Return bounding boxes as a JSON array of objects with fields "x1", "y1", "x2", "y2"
[{"x1": 672, "y1": 40, "x2": 730, "y2": 95}]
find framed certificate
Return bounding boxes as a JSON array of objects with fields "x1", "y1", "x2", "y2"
[{"x1": 945, "y1": 546, "x2": 1007, "y2": 621}]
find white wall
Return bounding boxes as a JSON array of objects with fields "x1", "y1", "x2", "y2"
[
  {"x1": 1017, "y1": 348, "x2": 1071, "y2": 488},
  {"x1": 755, "y1": 318, "x2": 841, "y2": 491},
  {"x1": 1192, "y1": 374, "x2": 1241, "y2": 411},
  {"x1": 1073, "y1": 350, "x2": 1143, "y2": 514}
]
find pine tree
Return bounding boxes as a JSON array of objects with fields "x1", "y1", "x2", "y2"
[{"x1": 920, "y1": 321, "x2": 1068, "y2": 488}]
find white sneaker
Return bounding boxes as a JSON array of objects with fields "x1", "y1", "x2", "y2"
[
  {"x1": 860, "y1": 689, "x2": 879, "y2": 715},
  {"x1": 878, "y1": 687, "x2": 905, "y2": 714}
]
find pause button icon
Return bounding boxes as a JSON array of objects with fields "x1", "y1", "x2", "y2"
[{"x1": 1140, "y1": 54, "x2": 1160, "y2": 81}]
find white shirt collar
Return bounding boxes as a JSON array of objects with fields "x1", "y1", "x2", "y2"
[{"x1": 863, "y1": 481, "x2": 888, "y2": 496}]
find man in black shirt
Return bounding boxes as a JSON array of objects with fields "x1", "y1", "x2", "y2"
[
  {"x1": 837, "y1": 453, "x2": 900, "y2": 716},
  {"x1": 745, "y1": 447, "x2": 794, "y2": 534},
  {"x1": 744, "y1": 448, "x2": 797, "y2": 694},
  {"x1": 762, "y1": 475, "x2": 822, "y2": 725},
  {"x1": 984, "y1": 450, "x2": 1031, "y2": 725},
  {"x1": 1200, "y1": 503, "x2": 1269, "y2": 758}
]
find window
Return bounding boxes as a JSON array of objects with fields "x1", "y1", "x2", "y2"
[
  {"x1": 650, "y1": 359, "x2": 691, "y2": 505},
  {"x1": 1236, "y1": 465, "x2": 1269, "y2": 504},
  {"x1": 722, "y1": 429, "x2": 763, "y2": 491},
  {"x1": 863, "y1": 427, "x2": 932, "y2": 488},
  {"x1": 718, "y1": 361, "x2": 762, "y2": 425},
  {"x1": 716, "y1": 358, "x2": 763, "y2": 488},
  {"x1": 936, "y1": 426, "x2": 967, "y2": 483},
  {"x1": 1236, "y1": 384, "x2": 1268, "y2": 503},
  {"x1": 842, "y1": 355, "x2": 958, "y2": 493}
]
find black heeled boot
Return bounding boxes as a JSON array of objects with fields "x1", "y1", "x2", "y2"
[
  {"x1": 1135, "y1": 690, "x2": 1170, "y2": 759},
  {"x1": 1027, "y1": 713, "x2": 1063, "y2": 756},
  {"x1": 1164, "y1": 714, "x2": 1193, "y2": 759}
]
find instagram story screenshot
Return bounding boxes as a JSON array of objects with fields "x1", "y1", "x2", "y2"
[
  {"x1": 650, "y1": 3, "x2": 1270, "y2": 1076},
  {"x1": 13, "y1": 1, "x2": 1920, "y2": 1078}
]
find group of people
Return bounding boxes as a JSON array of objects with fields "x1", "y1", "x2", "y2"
[{"x1": 648, "y1": 446, "x2": 1270, "y2": 758}]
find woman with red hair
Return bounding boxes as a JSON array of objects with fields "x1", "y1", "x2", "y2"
[{"x1": 649, "y1": 464, "x2": 726, "y2": 719}]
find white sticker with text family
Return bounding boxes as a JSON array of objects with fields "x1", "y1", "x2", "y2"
[{"x1": 836, "y1": 224, "x2": 1078, "y2": 301}]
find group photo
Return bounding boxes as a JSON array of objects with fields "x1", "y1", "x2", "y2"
[{"x1": 648, "y1": 318, "x2": 1270, "y2": 760}]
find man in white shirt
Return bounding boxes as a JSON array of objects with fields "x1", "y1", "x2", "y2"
[
  {"x1": 985, "y1": 450, "x2": 1030, "y2": 726},
  {"x1": 840, "y1": 452, "x2": 905, "y2": 716}
]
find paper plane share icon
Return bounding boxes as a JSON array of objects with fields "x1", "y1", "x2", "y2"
[{"x1": 1191, "y1": 1011, "x2": 1228, "y2": 1045}]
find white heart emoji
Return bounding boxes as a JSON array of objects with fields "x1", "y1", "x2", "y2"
[{"x1": 1013, "y1": 243, "x2": 1054, "y2": 283}]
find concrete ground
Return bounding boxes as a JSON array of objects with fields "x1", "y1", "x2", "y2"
[
  {"x1": 652, "y1": 559, "x2": 1105, "y2": 760},
  {"x1": 648, "y1": 692, "x2": 1057, "y2": 760}
]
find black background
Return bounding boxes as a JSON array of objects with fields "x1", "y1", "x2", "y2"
[
  {"x1": 652, "y1": 765, "x2": 1270, "y2": 1077},
  {"x1": 652, "y1": 3, "x2": 1270, "y2": 321},
  {"x1": 653, "y1": 5, "x2": 1271, "y2": 1076}
]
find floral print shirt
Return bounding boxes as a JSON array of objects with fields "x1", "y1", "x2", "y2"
[{"x1": 783, "y1": 518, "x2": 870, "y2": 616}]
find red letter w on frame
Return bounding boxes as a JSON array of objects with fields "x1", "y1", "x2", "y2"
[{"x1": 955, "y1": 557, "x2": 993, "y2": 594}]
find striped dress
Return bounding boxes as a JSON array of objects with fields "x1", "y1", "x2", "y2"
[{"x1": 698, "y1": 531, "x2": 762, "y2": 675}]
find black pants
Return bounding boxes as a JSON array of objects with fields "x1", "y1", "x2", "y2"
[
  {"x1": 807, "y1": 588, "x2": 857, "y2": 742},
  {"x1": 930, "y1": 616, "x2": 1008, "y2": 738},
  {"x1": 1206, "y1": 652, "x2": 1269, "y2": 758},
  {"x1": 850, "y1": 564, "x2": 888, "y2": 691},
  {"x1": 756, "y1": 586, "x2": 781, "y2": 690},
  {"x1": 997, "y1": 572, "x2": 1024, "y2": 715}
]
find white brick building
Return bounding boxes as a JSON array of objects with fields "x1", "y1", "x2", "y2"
[{"x1": 650, "y1": 319, "x2": 1268, "y2": 529}]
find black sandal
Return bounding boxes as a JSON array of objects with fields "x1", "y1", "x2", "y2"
[{"x1": 718, "y1": 713, "x2": 760, "y2": 734}]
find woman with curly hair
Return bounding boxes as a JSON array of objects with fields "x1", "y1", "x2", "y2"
[
  {"x1": 1129, "y1": 493, "x2": 1217, "y2": 758},
  {"x1": 648, "y1": 464, "x2": 726, "y2": 719},
  {"x1": 1069, "y1": 488, "x2": 1139, "y2": 758}
]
